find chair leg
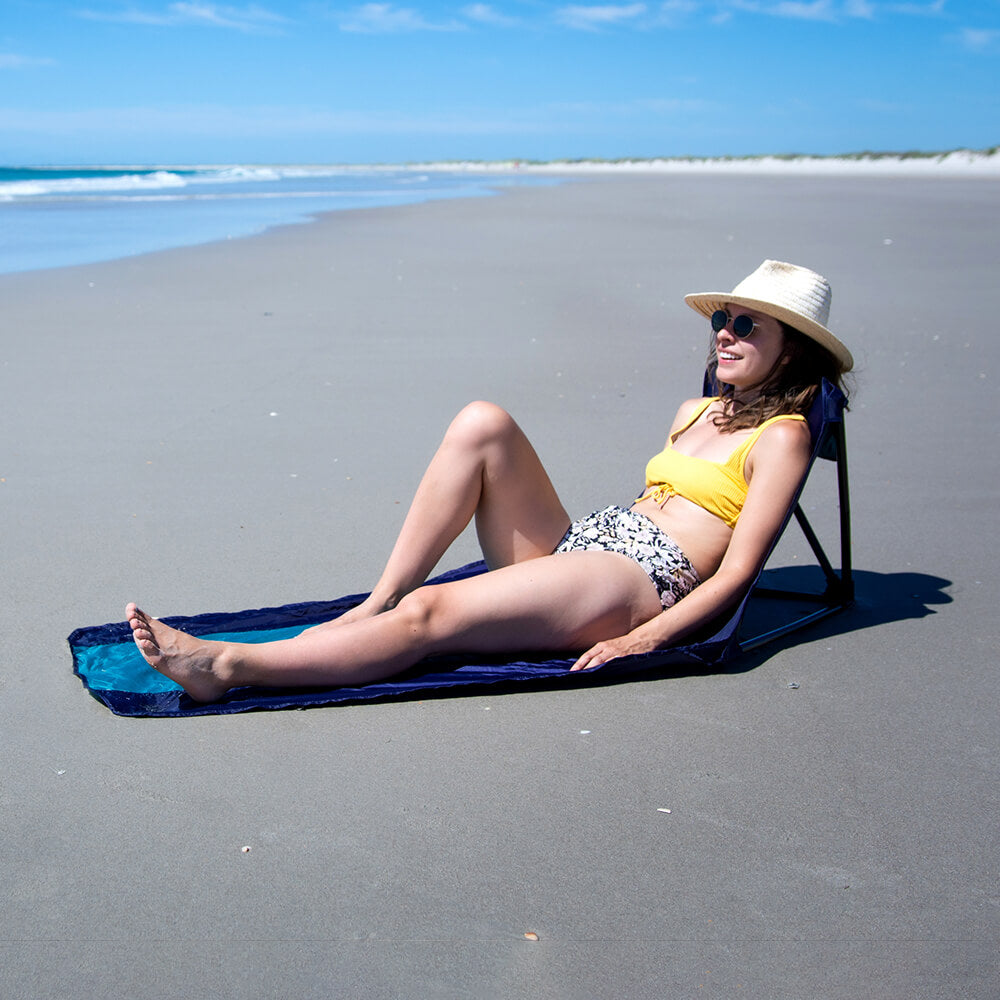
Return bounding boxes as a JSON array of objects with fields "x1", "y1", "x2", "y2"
[{"x1": 834, "y1": 422, "x2": 854, "y2": 604}]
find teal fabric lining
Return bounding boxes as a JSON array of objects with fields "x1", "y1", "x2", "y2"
[{"x1": 74, "y1": 626, "x2": 311, "y2": 693}]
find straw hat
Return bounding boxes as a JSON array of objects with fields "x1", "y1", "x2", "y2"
[{"x1": 684, "y1": 259, "x2": 853, "y2": 372}]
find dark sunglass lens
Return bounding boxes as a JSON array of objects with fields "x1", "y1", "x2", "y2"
[
  {"x1": 732, "y1": 314, "x2": 756, "y2": 337},
  {"x1": 710, "y1": 310, "x2": 728, "y2": 333}
]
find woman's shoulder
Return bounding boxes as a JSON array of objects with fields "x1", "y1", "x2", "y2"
[
  {"x1": 669, "y1": 396, "x2": 717, "y2": 433},
  {"x1": 746, "y1": 414, "x2": 812, "y2": 467}
]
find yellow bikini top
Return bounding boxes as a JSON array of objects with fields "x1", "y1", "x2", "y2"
[{"x1": 639, "y1": 398, "x2": 806, "y2": 529}]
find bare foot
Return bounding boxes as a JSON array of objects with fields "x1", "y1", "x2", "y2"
[{"x1": 126, "y1": 603, "x2": 235, "y2": 702}]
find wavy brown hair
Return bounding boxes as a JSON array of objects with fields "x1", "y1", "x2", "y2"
[{"x1": 706, "y1": 323, "x2": 849, "y2": 433}]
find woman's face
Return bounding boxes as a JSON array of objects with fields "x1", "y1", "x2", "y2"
[{"x1": 713, "y1": 304, "x2": 787, "y2": 390}]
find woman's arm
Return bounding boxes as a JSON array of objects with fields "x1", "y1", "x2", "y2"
[{"x1": 571, "y1": 418, "x2": 813, "y2": 670}]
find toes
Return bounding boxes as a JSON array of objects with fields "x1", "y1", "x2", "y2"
[{"x1": 126, "y1": 604, "x2": 155, "y2": 635}]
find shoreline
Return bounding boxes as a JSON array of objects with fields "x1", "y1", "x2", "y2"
[
  {"x1": 9, "y1": 147, "x2": 1000, "y2": 176},
  {"x1": 0, "y1": 167, "x2": 550, "y2": 276},
  {"x1": 4, "y1": 158, "x2": 1000, "y2": 277}
]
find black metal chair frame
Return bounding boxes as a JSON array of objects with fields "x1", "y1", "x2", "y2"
[{"x1": 703, "y1": 375, "x2": 855, "y2": 655}]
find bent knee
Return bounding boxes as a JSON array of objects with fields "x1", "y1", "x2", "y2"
[
  {"x1": 447, "y1": 400, "x2": 518, "y2": 449},
  {"x1": 394, "y1": 586, "x2": 459, "y2": 645}
]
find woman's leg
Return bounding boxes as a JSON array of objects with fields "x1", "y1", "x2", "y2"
[
  {"x1": 336, "y1": 401, "x2": 571, "y2": 623},
  {"x1": 126, "y1": 549, "x2": 662, "y2": 702}
]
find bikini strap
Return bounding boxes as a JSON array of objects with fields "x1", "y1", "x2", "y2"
[{"x1": 669, "y1": 397, "x2": 718, "y2": 443}]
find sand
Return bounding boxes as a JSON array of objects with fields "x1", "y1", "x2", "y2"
[{"x1": 2, "y1": 174, "x2": 998, "y2": 998}]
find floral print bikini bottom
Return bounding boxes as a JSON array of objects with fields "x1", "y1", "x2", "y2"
[{"x1": 553, "y1": 504, "x2": 701, "y2": 609}]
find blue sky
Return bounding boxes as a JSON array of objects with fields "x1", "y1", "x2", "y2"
[{"x1": 1, "y1": 0, "x2": 997, "y2": 164}]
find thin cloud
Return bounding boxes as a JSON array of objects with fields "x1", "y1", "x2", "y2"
[
  {"x1": 767, "y1": 1, "x2": 836, "y2": 21},
  {"x1": 648, "y1": 0, "x2": 699, "y2": 26},
  {"x1": 77, "y1": 2, "x2": 288, "y2": 32},
  {"x1": 0, "y1": 103, "x2": 562, "y2": 137},
  {"x1": 843, "y1": 0, "x2": 874, "y2": 17},
  {"x1": 555, "y1": 4, "x2": 648, "y2": 31},
  {"x1": 857, "y1": 97, "x2": 908, "y2": 112},
  {"x1": 462, "y1": 3, "x2": 519, "y2": 26},
  {"x1": 725, "y1": 0, "x2": 956, "y2": 21},
  {"x1": 0, "y1": 53, "x2": 56, "y2": 69},
  {"x1": 338, "y1": 3, "x2": 466, "y2": 32},
  {"x1": 549, "y1": 96, "x2": 717, "y2": 117},
  {"x1": 659, "y1": 0, "x2": 698, "y2": 13},
  {"x1": 956, "y1": 27, "x2": 1000, "y2": 52},
  {"x1": 885, "y1": 0, "x2": 945, "y2": 15},
  {"x1": 727, "y1": 0, "x2": 860, "y2": 19}
]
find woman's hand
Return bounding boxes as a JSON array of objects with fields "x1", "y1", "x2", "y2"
[{"x1": 570, "y1": 632, "x2": 659, "y2": 672}]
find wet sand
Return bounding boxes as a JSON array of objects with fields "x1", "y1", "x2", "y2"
[{"x1": 2, "y1": 173, "x2": 998, "y2": 997}]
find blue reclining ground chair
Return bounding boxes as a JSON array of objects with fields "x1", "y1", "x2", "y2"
[
  {"x1": 698, "y1": 373, "x2": 854, "y2": 659},
  {"x1": 69, "y1": 378, "x2": 854, "y2": 716}
]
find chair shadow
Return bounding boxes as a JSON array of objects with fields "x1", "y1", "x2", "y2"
[
  {"x1": 568, "y1": 565, "x2": 952, "y2": 692},
  {"x1": 718, "y1": 565, "x2": 952, "y2": 675}
]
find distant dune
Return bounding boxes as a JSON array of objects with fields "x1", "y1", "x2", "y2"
[{"x1": 417, "y1": 148, "x2": 1000, "y2": 176}]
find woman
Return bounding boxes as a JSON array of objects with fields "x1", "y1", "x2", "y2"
[{"x1": 127, "y1": 259, "x2": 853, "y2": 703}]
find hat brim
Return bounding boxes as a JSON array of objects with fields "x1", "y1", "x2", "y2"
[{"x1": 684, "y1": 292, "x2": 854, "y2": 372}]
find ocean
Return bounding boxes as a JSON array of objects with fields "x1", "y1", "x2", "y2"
[{"x1": 0, "y1": 164, "x2": 552, "y2": 275}]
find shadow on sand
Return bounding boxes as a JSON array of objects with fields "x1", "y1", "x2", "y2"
[{"x1": 719, "y1": 565, "x2": 951, "y2": 675}]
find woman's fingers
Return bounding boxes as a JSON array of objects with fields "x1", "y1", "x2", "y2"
[
  {"x1": 571, "y1": 640, "x2": 617, "y2": 672},
  {"x1": 571, "y1": 633, "x2": 659, "y2": 671}
]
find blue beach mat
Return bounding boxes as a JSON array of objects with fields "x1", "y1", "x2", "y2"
[{"x1": 69, "y1": 562, "x2": 733, "y2": 718}]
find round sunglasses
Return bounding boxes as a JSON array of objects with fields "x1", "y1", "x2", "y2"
[{"x1": 711, "y1": 309, "x2": 759, "y2": 338}]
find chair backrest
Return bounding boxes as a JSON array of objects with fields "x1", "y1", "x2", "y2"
[{"x1": 689, "y1": 375, "x2": 853, "y2": 661}]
